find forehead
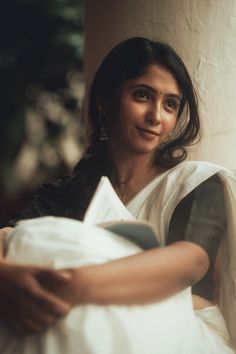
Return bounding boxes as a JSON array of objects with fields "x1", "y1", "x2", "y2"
[{"x1": 124, "y1": 64, "x2": 181, "y2": 96}]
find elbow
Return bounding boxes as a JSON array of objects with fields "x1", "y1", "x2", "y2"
[
  {"x1": 170, "y1": 241, "x2": 210, "y2": 288},
  {"x1": 193, "y1": 255, "x2": 210, "y2": 284},
  {"x1": 186, "y1": 246, "x2": 210, "y2": 286}
]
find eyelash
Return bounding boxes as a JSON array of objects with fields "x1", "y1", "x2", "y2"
[
  {"x1": 163, "y1": 99, "x2": 179, "y2": 112},
  {"x1": 134, "y1": 90, "x2": 152, "y2": 101},
  {"x1": 134, "y1": 91, "x2": 179, "y2": 112}
]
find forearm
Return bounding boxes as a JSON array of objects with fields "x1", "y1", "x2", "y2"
[{"x1": 66, "y1": 241, "x2": 209, "y2": 305}]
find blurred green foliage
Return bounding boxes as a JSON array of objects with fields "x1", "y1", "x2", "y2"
[{"x1": 0, "y1": 0, "x2": 84, "y2": 224}]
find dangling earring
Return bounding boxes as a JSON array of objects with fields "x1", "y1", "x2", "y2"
[{"x1": 98, "y1": 106, "x2": 109, "y2": 141}]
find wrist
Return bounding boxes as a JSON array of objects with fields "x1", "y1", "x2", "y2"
[{"x1": 66, "y1": 265, "x2": 103, "y2": 306}]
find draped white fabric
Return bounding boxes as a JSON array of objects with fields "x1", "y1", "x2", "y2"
[
  {"x1": 0, "y1": 160, "x2": 235, "y2": 354},
  {"x1": 126, "y1": 160, "x2": 236, "y2": 351}
]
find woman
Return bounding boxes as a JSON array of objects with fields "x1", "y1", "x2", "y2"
[{"x1": 0, "y1": 37, "x2": 235, "y2": 353}]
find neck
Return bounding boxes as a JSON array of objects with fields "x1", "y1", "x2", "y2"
[
  {"x1": 109, "y1": 148, "x2": 165, "y2": 203},
  {"x1": 112, "y1": 155, "x2": 157, "y2": 183}
]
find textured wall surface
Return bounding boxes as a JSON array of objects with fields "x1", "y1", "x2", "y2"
[{"x1": 85, "y1": 0, "x2": 236, "y2": 168}]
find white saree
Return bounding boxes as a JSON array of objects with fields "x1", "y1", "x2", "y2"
[{"x1": 0, "y1": 161, "x2": 235, "y2": 354}]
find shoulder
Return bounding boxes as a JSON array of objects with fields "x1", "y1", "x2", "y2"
[
  {"x1": 175, "y1": 161, "x2": 224, "y2": 205},
  {"x1": 144, "y1": 161, "x2": 224, "y2": 211},
  {"x1": 195, "y1": 174, "x2": 223, "y2": 193},
  {"x1": 165, "y1": 160, "x2": 225, "y2": 197},
  {"x1": 9, "y1": 175, "x2": 73, "y2": 225},
  {"x1": 171, "y1": 160, "x2": 225, "y2": 176},
  {"x1": 171, "y1": 173, "x2": 224, "y2": 220},
  {"x1": 37, "y1": 175, "x2": 72, "y2": 197},
  {"x1": 173, "y1": 171, "x2": 224, "y2": 215}
]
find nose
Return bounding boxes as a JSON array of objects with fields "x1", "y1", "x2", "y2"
[{"x1": 145, "y1": 104, "x2": 161, "y2": 126}]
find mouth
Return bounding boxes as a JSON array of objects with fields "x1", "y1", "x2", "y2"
[{"x1": 136, "y1": 126, "x2": 160, "y2": 136}]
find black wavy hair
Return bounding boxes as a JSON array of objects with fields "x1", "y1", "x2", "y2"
[{"x1": 70, "y1": 37, "x2": 200, "y2": 219}]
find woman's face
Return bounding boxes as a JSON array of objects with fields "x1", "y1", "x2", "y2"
[{"x1": 113, "y1": 64, "x2": 182, "y2": 158}]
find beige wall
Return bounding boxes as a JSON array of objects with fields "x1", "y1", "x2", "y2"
[{"x1": 85, "y1": 0, "x2": 236, "y2": 168}]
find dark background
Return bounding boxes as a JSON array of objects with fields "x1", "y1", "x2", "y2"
[{"x1": 0, "y1": 0, "x2": 84, "y2": 226}]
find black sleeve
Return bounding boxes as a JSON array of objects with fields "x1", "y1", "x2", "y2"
[
  {"x1": 167, "y1": 174, "x2": 226, "y2": 269},
  {"x1": 8, "y1": 176, "x2": 71, "y2": 226}
]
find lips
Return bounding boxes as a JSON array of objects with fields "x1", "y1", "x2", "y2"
[{"x1": 136, "y1": 126, "x2": 160, "y2": 136}]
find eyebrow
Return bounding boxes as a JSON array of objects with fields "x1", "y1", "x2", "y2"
[{"x1": 130, "y1": 84, "x2": 182, "y2": 102}]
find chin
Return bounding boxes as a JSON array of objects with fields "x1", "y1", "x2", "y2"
[{"x1": 128, "y1": 143, "x2": 159, "y2": 155}]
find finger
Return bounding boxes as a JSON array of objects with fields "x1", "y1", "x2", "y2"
[
  {"x1": 0, "y1": 227, "x2": 14, "y2": 244},
  {"x1": 1, "y1": 297, "x2": 58, "y2": 335},
  {"x1": 0, "y1": 239, "x2": 5, "y2": 259},
  {"x1": 0, "y1": 228, "x2": 12, "y2": 258},
  {"x1": 16, "y1": 317, "x2": 48, "y2": 335},
  {"x1": 9, "y1": 319, "x2": 44, "y2": 336},
  {"x1": 2, "y1": 227, "x2": 14, "y2": 234},
  {"x1": 0, "y1": 306, "x2": 24, "y2": 334},
  {"x1": 27, "y1": 283, "x2": 72, "y2": 316},
  {"x1": 36, "y1": 269, "x2": 72, "y2": 285},
  {"x1": 10, "y1": 319, "x2": 36, "y2": 336},
  {"x1": 1, "y1": 296, "x2": 59, "y2": 335},
  {"x1": 0, "y1": 227, "x2": 13, "y2": 237},
  {"x1": 9, "y1": 321, "x2": 27, "y2": 336},
  {"x1": 1, "y1": 276, "x2": 71, "y2": 325},
  {"x1": 13, "y1": 269, "x2": 72, "y2": 316},
  {"x1": 19, "y1": 303, "x2": 58, "y2": 330}
]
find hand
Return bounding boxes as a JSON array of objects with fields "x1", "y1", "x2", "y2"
[
  {"x1": 0, "y1": 227, "x2": 13, "y2": 260},
  {"x1": 38, "y1": 268, "x2": 84, "y2": 307},
  {"x1": 0, "y1": 262, "x2": 73, "y2": 335}
]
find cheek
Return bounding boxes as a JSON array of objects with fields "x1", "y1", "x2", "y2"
[
  {"x1": 118, "y1": 103, "x2": 138, "y2": 128},
  {"x1": 121, "y1": 99, "x2": 146, "y2": 120},
  {"x1": 171, "y1": 116, "x2": 178, "y2": 129},
  {"x1": 160, "y1": 116, "x2": 178, "y2": 140},
  {"x1": 165, "y1": 114, "x2": 178, "y2": 130}
]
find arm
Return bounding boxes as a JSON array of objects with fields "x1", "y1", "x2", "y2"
[
  {"x1": 0, "y1": 174, "x2": 83, "y2": 335},
  {"x1": 45, "y1": 240, "x2": 209, "y2": 306},
  {"x1": 44, "y1": 176, "x2": 224, "y2": 306},
  {"x1": 1, "y1": 175, "x2": 220, "y2": 330},
  {"x1": 168, "y1": 174, "x2": 225, "y2": 302}
]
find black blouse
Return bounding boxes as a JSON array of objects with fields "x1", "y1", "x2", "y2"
[
  {"x1": 9, "y1": 173, "x2": 225, "y2": 301},
  {"x1": 168, "y1": 174, "x2": 225, "y2": 300}
]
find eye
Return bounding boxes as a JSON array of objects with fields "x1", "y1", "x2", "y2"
[
  {"x1": 134, "y1": 90, "x2": 152, "y2": 101},
  {"x1": 163, "y1": 98, "x2": 179, "y2": 112}
]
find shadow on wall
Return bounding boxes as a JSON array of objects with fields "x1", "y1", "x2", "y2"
[{"x1": 0, "y1": 0, "x2": 85, "y2": 226}]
